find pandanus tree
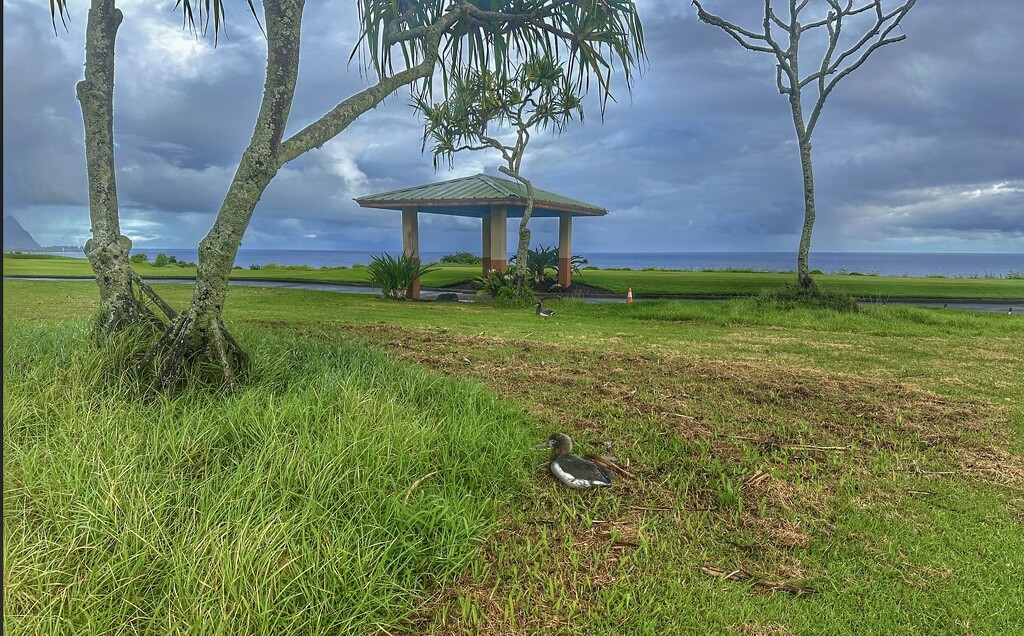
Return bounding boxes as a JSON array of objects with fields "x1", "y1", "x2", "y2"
[
  {"x1": 51, "y1": 0, "x2": 646, "y2": 390},
  {"x1": 416, "y1": 56, "x2": 586, "y2": 297},
  {"x1": 693, "y1": 0, "x2": 916, "y2": 287}
]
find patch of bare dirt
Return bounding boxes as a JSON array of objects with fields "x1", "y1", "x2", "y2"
[{"x1": 335, "y1": 323, "x2": 1008, "y2": 456}]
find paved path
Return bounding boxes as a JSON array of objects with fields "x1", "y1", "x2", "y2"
[{"x1": 6, "y1": 276, "x2": 1022, "y2": 314}]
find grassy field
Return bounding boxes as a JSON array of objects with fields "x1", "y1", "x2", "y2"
[
  {"x1": 5, "y1": 253, "x2": 1024, "y2": 300},
  {"x1": 4, "y1": 279, "x2": 1023, "y2": 635}
]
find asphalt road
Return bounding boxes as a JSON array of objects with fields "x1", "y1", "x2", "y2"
[{"x1": 6, "y1": 277, "x2": 1022, "y2": 314}]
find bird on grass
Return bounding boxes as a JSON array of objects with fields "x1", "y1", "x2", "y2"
[
  {"x1": 535, "y1": 302, "x2": 555, "y2": 318},
  {"x1": 535, "y1": 433, "x2": 612, "y2": 490}
]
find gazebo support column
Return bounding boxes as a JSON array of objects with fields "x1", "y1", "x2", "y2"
[
  {"x1": 482, "y1": 213, "x2": 492, "y2": 274},
  {"x1": 402, "y1": 206, "x2": 420, "y2": 300},
  {"x1": 488, "y1": 204, "x2": 508, "y2": 273},
  {"x1": 558, "y1": 213, "x2": 573, "y2": 288}
]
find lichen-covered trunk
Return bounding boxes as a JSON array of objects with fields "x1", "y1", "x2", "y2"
[
  {"x1": 190, "y1": 0, "x2": 302, "y2": 307},
  {"x1": 788, "y1": 92, "x2": 817, "y2": 288},
  {"x1": 150, "y1": 0, "x2": 304, "y2": 390},
  {"x1": 514, "y1": 189, "x2": 536, "y2": 294},
  {"x1": 500, "y1": 167, "x2": 535, "y2": 295},
  {"x1": 78, "y1": 0, "x2": 152, "y2": 334},
  {"x1": 144, "y1": 0, "x2": 457, "y2": 390},
  {"x1": 795, "y1": 134, "x2": 817, "y2": 288}
]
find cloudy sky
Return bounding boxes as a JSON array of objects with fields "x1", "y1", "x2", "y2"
[{"x1": 3, "y1": 0, "x2": 1022, "y2": 256}]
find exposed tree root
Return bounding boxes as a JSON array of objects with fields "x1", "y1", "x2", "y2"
[
  {"x1": 138, "y1": 306, "x2": 249, "y2": 393},
  {"x1": 130, "y1": 271, "x2": 177, "y2": 322},
  {"x1": 96, "y1": 272, "x2": 176, "y2": 339}
]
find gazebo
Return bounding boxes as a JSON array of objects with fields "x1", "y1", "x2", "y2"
[{"x1": 355, "y1": 173, "x2": 606, "y2": 299}]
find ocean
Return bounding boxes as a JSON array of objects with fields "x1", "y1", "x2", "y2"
[{"x1": 125, "y1": 249, "x2": 1024, "y2": 279}]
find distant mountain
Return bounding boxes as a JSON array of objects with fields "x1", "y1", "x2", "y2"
[{"x1": 4, "y1": 215, "x2": 41, "y2": 250}]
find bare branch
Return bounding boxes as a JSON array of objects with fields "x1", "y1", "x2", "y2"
[
  {"x1": 762, "y1": 0, "x2": 791, "y2": 62},
  {"x1": 776, "y1": 64, "x2": 791, "y2": 94},
  {"x1": 692, "y1": 1, "x2": 775, "y2": 53},
  {"x1": 806, "y1": 0, "x2": 916, "y2": 136},
  {"x1": 131, "y1": 271, "x2": 178, "y2": 320},
  {"x1": 828, "y1": 0, "x2": 914, "y2": 73},
  {"x1": 278, "y1": 7, "x2": 464, "y2": 165}
]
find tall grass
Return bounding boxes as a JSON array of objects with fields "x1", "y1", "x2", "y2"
[{"x1": 3, "y1": 319, "x2": 535, "y2": 635}]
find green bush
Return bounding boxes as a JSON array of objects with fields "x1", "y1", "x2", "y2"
[
  {"x1": 129, "y1": 253, "x2": 150, "y2": 264},
  {"x1": 495, "y1": 284, "x2": 535, "y2": 308},
  {"x1": 367, "y1": 253, "x2": 438, "y2": 300},
  {"x1": 438, "y1": 252, "x2": 482, "y2": 265},
  {"x1": 755, "y1": 281, "x2": 860, "y2": 312},
  {"x1": 474, "y1": 269, "x2": 535, "y2": 306},
  {"x1": 474, "y1": 269, "x2": 516, "y2": 299},
  {"x1": 154, "y1": 253, "x2": 169, "y2": 267}
]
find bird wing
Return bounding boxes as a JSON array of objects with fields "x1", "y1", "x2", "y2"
[{"x1": 551, "y1": 455, "x2": 612, "y2": 488}]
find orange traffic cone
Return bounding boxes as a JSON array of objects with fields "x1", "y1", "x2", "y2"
[{"x1": 627, "y1": 288, "x2": 633, "y2": 304}]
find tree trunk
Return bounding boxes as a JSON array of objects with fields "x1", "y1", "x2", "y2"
[
  {"x1": 143, "y1": 0, "x2": 461, "y2": 390},
  {"x1": 795, "y1": 133, "x2": 817, "y2": 288},
  {"x1": 147, "y1": 0, "x2": 304, "y2": 390},
  {"x1": 787, "y1": 90, "x2": 816, "y2": 289},
  {"x1": 78, "y1": 0, "x2": 167, "y2": 335},
  {"x1": 500, "y1": 167, "x2": 535, "y2": 296}
]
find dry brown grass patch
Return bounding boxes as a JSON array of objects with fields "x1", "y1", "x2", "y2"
[{"x1": 334, "y1": 324, "x2": 1020, "y2": 489}]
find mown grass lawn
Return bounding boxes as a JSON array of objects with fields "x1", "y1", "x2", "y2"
[
  {"x1": 3, "y1": 279, "x2": 1023, "y2": 635},
  {"x1": 6, "y1": 254, "x2": 1024, "y2": 300}
]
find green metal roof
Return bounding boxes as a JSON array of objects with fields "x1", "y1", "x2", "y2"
[{"x1": 354, "y1": 173, "x2": 607, "y2": 218}]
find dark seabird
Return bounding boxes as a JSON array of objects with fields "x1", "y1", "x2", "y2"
[
  {"x1": 535, "y1": 433, "x2": 612, "y2": 490},
  {"x1": 535, "y1": 302, "x2": 555, "y2": 318}
]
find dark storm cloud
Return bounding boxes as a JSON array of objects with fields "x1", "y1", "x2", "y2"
[{"x1": 2, "y1": 0, "x2": 1021, "y2": 253}]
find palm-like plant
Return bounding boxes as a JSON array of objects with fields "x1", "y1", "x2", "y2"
[
  {"x1": 367, "y1": 252, "x2": 438, "y2": 300},
  {"x1": 554, "y1": 254, "x2": 589, "y2": 283},
  {"x1": 510, "y1": 244, "x2": 559, "y2": 285}
]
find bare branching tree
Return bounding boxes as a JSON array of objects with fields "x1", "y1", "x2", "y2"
[
  {"x1": 49, "y1": 0, "x2": 646, "y2": 391},
  {"x1": 693, "y1": 0, "x2": 916, "y2": 287},
  {"x1": 416, "y1": 57, "x2": 584, "y2": 296}
]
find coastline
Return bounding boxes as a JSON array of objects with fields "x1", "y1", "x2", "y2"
[{"x1": 14, "y1": 248, "x2": 1022, "y2": 280}]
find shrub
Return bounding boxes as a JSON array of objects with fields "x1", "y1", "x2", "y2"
[
  {"x1": 438, "y1": 252, "x2": 482, "y2": 265},
  {"x1": 154, "y1": 253, "x2": 169, "y2": 267},
  {"x1": 367, "y1": 252, "x2": 438, "y2": 300},
  {"x1": 474, "y1": 269, "x2": 516, "y2": 299},
  {"x1": 756, "y1": 281, "x2": 860, "y2": 312},
  {"x1": 495, "y1": 284, "x2": 535, "y2": 308},
  {"x1": 474, "y1": 269, "x2": 535, "y2": 306},
  {"x1": 129, "y1": 253, "x2": 150, "y2": 264}
]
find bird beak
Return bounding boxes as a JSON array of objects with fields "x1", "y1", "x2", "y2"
[{"x1": 533, "y1": 440, "x2": 555, "y2": 450}]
